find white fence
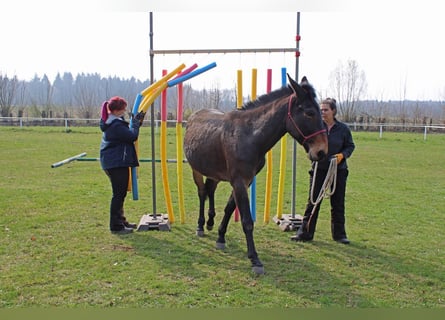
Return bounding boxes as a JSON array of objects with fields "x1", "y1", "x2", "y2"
[
  {"x1": 349, "y1": 122, "x2": 445, "y2": 140},
  {"x1": 1, "y1": 117, "x2": 445, "y2": 140}
]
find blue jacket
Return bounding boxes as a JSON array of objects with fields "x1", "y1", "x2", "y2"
[{"x1": 99, "y1": 115, "x2": 140, "y2": 170}]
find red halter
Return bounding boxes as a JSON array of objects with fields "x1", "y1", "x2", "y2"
[{"x1": 287, "y1": 94, "x2": 327, "y2": 144}]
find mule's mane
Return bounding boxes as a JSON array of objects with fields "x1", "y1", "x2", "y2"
[
  {"x1": 241, "y1": 86, "x2": 290, "y2": 110},
  {"x1": 240, "y1": 82, "x2": 317, "y2": 111}
]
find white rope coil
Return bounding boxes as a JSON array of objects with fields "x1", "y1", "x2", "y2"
[
  {"x1": 306, "y1": 157, "x2": 338, "y2": 231},
  {"x1": 310, "y1": 157, "x2": 338, "y2": 205}
]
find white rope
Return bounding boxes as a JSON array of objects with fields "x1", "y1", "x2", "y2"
[
  {"x1": 310, "y1": 157, "x2": 338, "y2": 205},
  {"x1": 306, "y1": 157, "x2": 338, "y2": 230}
]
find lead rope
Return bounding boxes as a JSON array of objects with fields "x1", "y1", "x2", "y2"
[{"x1": 306, "y1": 157, "x2": 338, "y2": 231}]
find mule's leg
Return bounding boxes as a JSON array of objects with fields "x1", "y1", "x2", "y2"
[
  {"x1": 205, "y1": 178, "x2": 218, "y2": 231},
  {"x1": 216, "y1": 193, "x2": 236, "y2": 249},
  {"x1": 192, "y1": 170, "x2": 207, "y2": 237},
  {"x1": 232, "y1": 182, "x2": 264, "y2": 275}
]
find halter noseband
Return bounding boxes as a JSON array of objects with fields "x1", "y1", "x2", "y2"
[{"x1": 287, "y1": 94, "x2": 327, "y2": 144}]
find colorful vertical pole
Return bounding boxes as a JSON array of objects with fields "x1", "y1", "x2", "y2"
[
  {"x1": 129, "y1": 93, "x2": 143, "y2": 200},
  {"x1": 174, "y1": 64, "x2": 198, "y2": 224},
  {"x1": 160, "y1": 69, "x2": 175, "y2": 223},
  {"x1": 276, "y1": 67, "x2": 288, "y2": 219},
  {"x1": 234, "y1": 69, "x2": 243, "y2": 222},
  {"x1": 176, "y1": 81, "x2": 186, "y2": 224},
  {"x1": 138, "y1": 64, "x2": 186, "y2": 114},
  {"x1": 250, "y1": 68, "x2": 257, "y2": 222},
  {"x1": 263, "y1": 69, "x2": 273, "y2": 223}
]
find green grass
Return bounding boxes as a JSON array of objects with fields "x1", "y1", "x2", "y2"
[{"x1": 0, "y1": 126, "x2": 444, "y2": 308}]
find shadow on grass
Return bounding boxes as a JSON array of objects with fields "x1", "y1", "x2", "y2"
[
  {"x1": 119, "y1": 220, "x2": 375, "y2": 306},
  {"x1": 302, "y1": 239, "x2": 444, "y2": 306},
  {"x1": 117, "y1": 217, "x2": 444, "y2": 307}
]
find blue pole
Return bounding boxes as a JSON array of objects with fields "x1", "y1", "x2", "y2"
[
  {"x1": 167, "y1": 62, "x2": 217, "y2": 87},
  {"x1": 249, "y1": 68, "x2": 258, "y2": 221},
  {"x1": 281, "y1": 67, "x2": 287, "y2": 87},
  {"x1": 130, "y1": 93, "x2": 143, "y2": 200},
  {"x1": 250, "y1": 177, "x2": 257, "y2": 222}
]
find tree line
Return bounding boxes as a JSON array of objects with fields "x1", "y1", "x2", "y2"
[
  {"x1": 1, "y1": 59, "x2": 444, "y2": 124},
  {"x1": 0, "y1": 72, "x2": 236, "y2": 120}
]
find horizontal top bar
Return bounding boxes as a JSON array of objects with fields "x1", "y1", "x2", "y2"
[{"x1": 152, "y1": 48, "x2": 297, "y2": 55}]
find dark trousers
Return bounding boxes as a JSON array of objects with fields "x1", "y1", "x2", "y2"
[
  {"x1": 104, "y1": 167, "x2": 129, "y2": 231},
  {"x1": 298, "y1": 168, "x2": 349, "y2": 240}
]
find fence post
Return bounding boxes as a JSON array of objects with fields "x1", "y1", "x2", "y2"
[{"x1": 379, "y1": 125, "x2": 383, "y2": 138}]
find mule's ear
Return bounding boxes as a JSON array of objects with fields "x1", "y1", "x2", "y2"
[
  {"x1": 287, "y1": 73, "x2": 300, "y2": 94},
  {"x1": 287, "y1": 73, "x2": 306, "y2": 97},
  {"x1": 287, "y1": 73, "x2": 297, "y2": 88},
  {"x1": 299, "y1": 76, "x2": 317, "y2": 98}
]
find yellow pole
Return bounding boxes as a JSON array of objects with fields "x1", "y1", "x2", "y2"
[
  {"x1": 127, "y1": 167, "x2": 132, "y2": 192},
  {"x1": 234, "y1": 69, "x2": 243, "y2": 222},
  {"x1": 237, "y1": 70, "x2": 243, "y2": 108},
  {"x1": 264, "y1": 150, "x2": 273, "y2": 223},
  {"x1": 137, "y1": 63, "x2": 185, "y2": 114},
  {"x1": 174, "y1": 67, "x2": 189, "y2": 224},
  {"x1": 161, "y1": 120, "x2": 175, "y2": 223},
  {"x1": 276, "y1": 135, "x2": 288, "y2": 220},
  {"x1": 264, "y1": 69, "x2": 273, "y2": 223},
  {"x1": 141, "y1": 63, "x2": 185, "y2": 97},
  {"x1": 160, "y1": 70, "x2": 175, "y2": 223},
  {"x1": 276, "y1": 68, "x2": 289, "y2": 219},
  {"x1": 138, "y1": 82, "x2": 168, "y2": 114},
  {"x1": 176, "y1": 123, "x2": 185, "y2": 223},
  {"x1": 251, "y1": 69, "x2": 257, "y2": 100}
]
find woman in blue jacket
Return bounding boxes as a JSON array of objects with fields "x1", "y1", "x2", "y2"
[
  {"x1": 100, "y1": 96, "x2": 142, "y2": 234},
  {"x1": 292, "y1": 98, "x2": 355, "y2": 244}
]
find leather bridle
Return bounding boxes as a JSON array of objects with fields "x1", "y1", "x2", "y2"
[{"x1": 287, "y1": 93, "x2": 327, "y2": 144}]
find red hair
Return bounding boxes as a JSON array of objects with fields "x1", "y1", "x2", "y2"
[
  {"x1": 108, "y1": 96, "x2": 127, "y2": 111},
  {"x1": 101, "y1": 96, "x2": 127, "y2": 121}
]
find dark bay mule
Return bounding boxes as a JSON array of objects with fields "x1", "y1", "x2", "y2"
[{"x1": 183, "y1": 75, "x2": 328, "y2": 274}]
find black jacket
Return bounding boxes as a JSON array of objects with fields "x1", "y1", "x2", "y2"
[
  {"x1": 99, "y1": 115, "x2": 140, "y2": 170},
  {"x1": 315, "y1": 120, "x2": 355, "y2": 170}
]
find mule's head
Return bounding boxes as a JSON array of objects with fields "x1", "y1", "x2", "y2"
[{"x1": 285, "y1": 75, "x2": 328, "y2": 161}]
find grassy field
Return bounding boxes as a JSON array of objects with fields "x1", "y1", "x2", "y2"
[{"x1": 0, "y1": 126, "x2": 444, "y2": 308}]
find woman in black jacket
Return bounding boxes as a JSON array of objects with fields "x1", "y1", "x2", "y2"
[
  {"x1": 292, "y1": 98, "x2": 355, "y2": 244},
  {"x1": 100, "y1": 96, "x2": 142, "y2": 234}
]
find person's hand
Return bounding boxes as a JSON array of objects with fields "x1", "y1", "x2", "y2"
[
  {"x1": 133, "y1": 111, "x2": 145, "y2": 126},
  {"x1": 334, "y1": 153, "x2": 344, "y2": 164}
]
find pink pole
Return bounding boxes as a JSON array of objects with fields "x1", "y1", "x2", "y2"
[
  {"x1": 267, "y1": 69, "x2": 272, "y2": 92},
  {"x1": 174, "y1": 63, "x2": 198, "y2": 82},
  {"x1": 175, "y1": 63, "x2": 198, "y2": 122}
]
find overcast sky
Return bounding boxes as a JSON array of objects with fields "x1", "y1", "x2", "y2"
[{"x1": 1, "y1": 1, "x2": 443, "y2": 101}]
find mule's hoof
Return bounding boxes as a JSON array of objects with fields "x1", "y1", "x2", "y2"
[
  {"x1": 215, "y1": 242, "x2": 225, "y2": 250},
  {"x1": 252, "y1": 265, "x2": 265, "y2": 275},
  {"x1": 206, "y1": 225, "x2": 214, "y2": 231},
  {"x1": 196, "y1": 230, "x2": 204, "y2": 237}
]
